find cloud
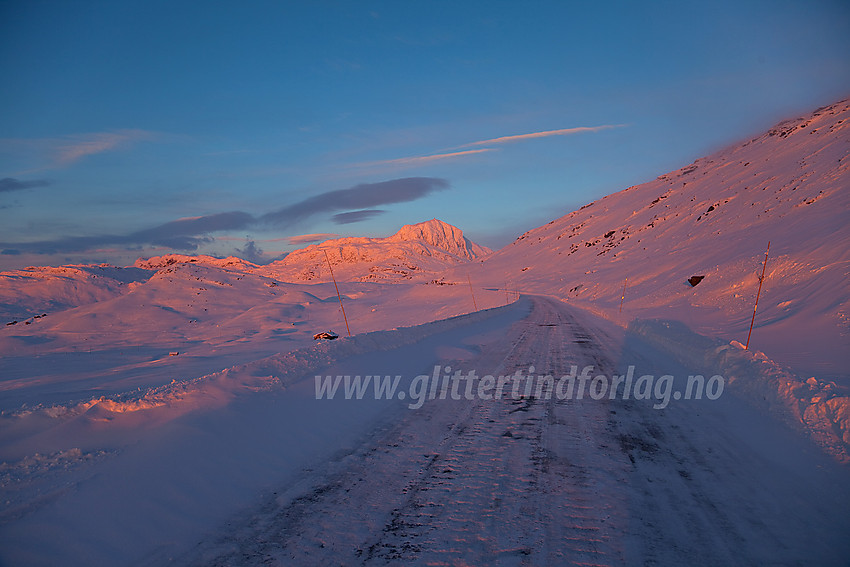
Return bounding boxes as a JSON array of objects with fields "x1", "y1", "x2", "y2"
[
  {"x1": 260, "y1": 177, "x2": 448, "y2": 226},
  {"x1": 54, "y1": 129, "x2": 157, "y2": 166},
  {"x1": 332, "y1": 209, "x2": 385, "y2": 224},
  {"x1": 0, "y1": 211, "x2": 253, "y2": 255},
  {"x1": 0, "y1": 177, "x2": 446, "y2": 255},
  {"x1": 132, "y1": 212, "x2": 255, "y2": 245},
  {"x1": 0, "y1": 177, "x2": 50, "y2": 193},
  {"x1": 349, "y1": 126, "x2": 623, "y2": 173},
  {"x1": 357, "y1": 149, "x2": 494, "y2": 168},
  {"x1": 235, "y1": 239, "x2": 264, "y2": 263},
  {"x1": 287, "y1": 233, "x2": 339, "y2": 246},
  {"x1": 459, "y1": 125, "x2": 625, "y2": 148}
]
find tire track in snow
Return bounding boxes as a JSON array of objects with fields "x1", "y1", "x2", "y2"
[{"x1": 357, "y1": 300, "x2": 629, "y2": 566}]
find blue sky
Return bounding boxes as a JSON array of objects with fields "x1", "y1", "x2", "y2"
[{"x1": 1, "y1": 0, "x2": 848, "y2": 269}]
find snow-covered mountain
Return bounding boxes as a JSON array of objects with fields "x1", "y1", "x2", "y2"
[
  {"x1": 261, "y1": 218, "x2": 490, "y2": 283},
  {"x1": 468, "y1": 99, "x2": 850, "y2": 380}
]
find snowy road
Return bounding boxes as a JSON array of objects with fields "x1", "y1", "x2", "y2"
[{"x1": 180, "y1": 297, "x2": 850, "y2": 566}]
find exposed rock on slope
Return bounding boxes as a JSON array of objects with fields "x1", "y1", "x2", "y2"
[{"x1": 134, "y1": 254, "x2": 259, "y2": 272}]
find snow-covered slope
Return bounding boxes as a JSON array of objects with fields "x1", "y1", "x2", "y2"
[
  {"x1": 468, "y1": 99, "x2": 850, "y2": 380},
  {"x1": 261, "y1": 219, "x2": 491, "y2": 283}
]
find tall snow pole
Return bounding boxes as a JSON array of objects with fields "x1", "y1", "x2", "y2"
[
  {"x1": 324, "y1": 250, "x2": 351, "y2": 337},
  {"x1": 467, "y1": 273, "x2": 478, "y2": 311},
  {"x1": 619, "y1": 277, "x2": 628, "y2": 314},
  {"x1": 745, "y1": 241, "x2": 770, "y2": 350}
]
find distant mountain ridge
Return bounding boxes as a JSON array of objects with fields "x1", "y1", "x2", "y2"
[
  {"x1": 260, "y1": 219, "x2": 491, "y2": 283},
  {"x1": 0, "y1": 219, "x2": 489, "y2": 320},
  {"x1": 134, "y1": 254, "x2": 258, "y2": 272}
]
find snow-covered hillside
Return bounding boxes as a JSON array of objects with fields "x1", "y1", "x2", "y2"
[
  {"x1": 261, "y1": 218, "x2": 490, "y2": 283},
  {"x1": 468, "y1": 99, "x2": 850, "y2": 380},
  {"x1": 0, "y1": 264, "x2": 152, "y2": 322}
]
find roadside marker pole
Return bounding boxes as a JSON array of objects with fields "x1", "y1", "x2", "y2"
[
  {"x1": 619, "y1": 277, "x2": 628, "y2": 314},
  {"x1": 324, "y1": 250, "x2": 351, "y2": 337},
  {"x1": 467, "y1": 274, "x2": 478, "y2": 311},
  {"x1": 745, "y1": 241, "x2": 770, "y2": 350}
]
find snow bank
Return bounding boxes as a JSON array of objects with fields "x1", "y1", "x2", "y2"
[{"x1": 629, "y1": 319, "x2": 850, "y2": 464}]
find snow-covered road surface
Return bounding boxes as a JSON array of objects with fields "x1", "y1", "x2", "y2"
[{"x1": 178, "y1": 297, "x2": 850, "y2": 566}]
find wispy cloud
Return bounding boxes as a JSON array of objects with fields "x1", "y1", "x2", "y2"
[
  {"x1": 55, "y1": 129, "x2": 158, "y2": 166},
  {"x1": 459, "y1": 125, "x2": 625, "y2": 148},
  {"x1": 332, "y1": 209, "x2": 385, "y2": 224},
  {"x1": 356, "y1": 148, "x2": 494, "y2": 168},
  {"x1": 259, "y1": 177, "x2": 448, "y2": 225},
  {"x1": 351, "y1": 124, "x2": 623, "y2": 173},
  {"x1": 288, "y1": 233, "x2": 339, "y2": 245},
  {"x1": 0, "y1": 177, "x2": 50, "y2": 193}
]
